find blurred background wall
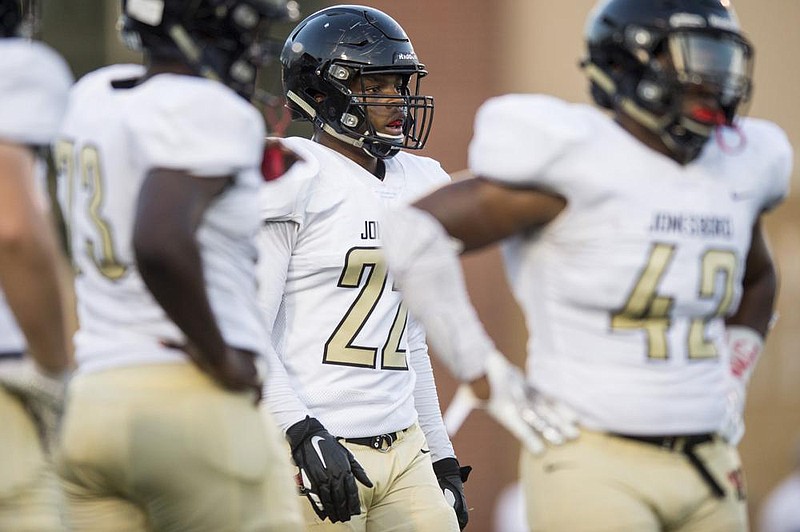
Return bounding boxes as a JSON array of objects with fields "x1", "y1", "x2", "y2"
[{"x1": 43, "y1": 1, "x2": 798, "y2": 530}]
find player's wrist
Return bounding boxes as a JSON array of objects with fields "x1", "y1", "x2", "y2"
[
  {"x1": 31, "y1": 358, "x2": 72, "y2": 379},
  {"x1": 726, "y1": 325, "x2": 764, "y2": 383},
  {"x1": 286, "y1": 416, "x2": 326, "y2": 450},
  {"x1": 432, "y1": 457, "x2": 460, "y2": 477}
]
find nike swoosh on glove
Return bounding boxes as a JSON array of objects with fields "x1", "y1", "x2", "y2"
[
  {"x1": 286, "y1": 416, "x2": 373, "y2": 523},
  {"x1": 433, "y1": 457, "x2": 472, "y2": 529}
]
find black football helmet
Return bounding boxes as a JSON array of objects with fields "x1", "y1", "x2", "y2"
[
  {"x1": 281, "y1": 5, "x2": 434, "y2": 159},
  {"x1": 582, "y1": 0, "x2": 754, "y2": 163},
  {"x1": 120, "y1": 0, "x2": 299, "y2": 99},
  {"x1": 0, "y1": 0, "x2": 39, "y2": 38}
]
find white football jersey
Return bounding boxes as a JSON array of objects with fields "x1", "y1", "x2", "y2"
[
  {"x1": 470, "y1": 94, "x2": 792, "y2": 435},
  {"x1": 260, "y1": 137, "x2": 448, "y2": 438},
  {"x1": 0, "y1": 39, "x2": 72, "y2": 354},
  {"x1": 55, "y1": 65, "x2": 268, "y2": 373}
]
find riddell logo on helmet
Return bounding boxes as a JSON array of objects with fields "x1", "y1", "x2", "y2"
[{"x1": 395, "y1": 52, "x2": 417, "y2": 62}]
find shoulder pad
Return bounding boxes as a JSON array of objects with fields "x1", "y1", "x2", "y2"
[
  {"x1": 0, "y1": 40, "x2": 73, "y2": 145},
  {"x1": 259, "y1": 137, "x2": 320, "y2": 223},
  {"x1": 469, "y1": 94, "x2": 591, "y2": 186},
  {"x1": 126, "y1": 76, "x2": 265, "y2": 177}
]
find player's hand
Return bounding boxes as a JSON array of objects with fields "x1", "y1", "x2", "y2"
[
  {"x1": 433, "y1": 457, "x2": 472, "y2": 529},
  {"x1": 286, "y1": 416, "x2": 373, "y2": 523},
  {"x1": 0, "y1": 358, "x2": 70, "y2": 452},
  {"x1": 469, "y1": 351, "x2": 580, "y2": 455},
  {"x1": 210, "y1": 347, "x2": 264, "y2": 402},
  {"x1": 163, "y1": 341, "x2": 263, "y2": 403}
]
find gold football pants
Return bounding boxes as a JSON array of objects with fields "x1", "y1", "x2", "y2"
[
  {"x1": 57, "y1": 363, "x2": 303, "y2": 532},
  {"x1": 301, "y1": 422, "x2": 460, "y2": 532},
  {"x1": 522, "y1": 429, "x2": 748, "y2": 532},
  {"x1": 0, "y1": 386, "x2": 62, "y2": 531}
]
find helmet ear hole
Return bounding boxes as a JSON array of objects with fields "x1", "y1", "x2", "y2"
[{"x1": 308, "y1": 89, "x2": 325, "y2": 103}]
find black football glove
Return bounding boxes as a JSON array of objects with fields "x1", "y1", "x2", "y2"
[
  {"x1": 286, "y1": 416, "x2": 373, "y2": 523},
  {"x1": 433, "y1": 457, "x2": 472, "y2": 530}
]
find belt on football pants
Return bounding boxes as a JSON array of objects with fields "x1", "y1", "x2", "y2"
[
  {"x1": 0, "y1": 351, "x2": 24, "y2": 360},
  {"x1": 344, "y1": 428, "x2": 409, "y2": 451},
  {"x1": 613, "y1": 433, "x2": 725, "y2": 498}
]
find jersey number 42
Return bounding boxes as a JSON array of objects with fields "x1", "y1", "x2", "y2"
[{"x1": 611, "y1": 243, "x2": 737, "y2": 360}]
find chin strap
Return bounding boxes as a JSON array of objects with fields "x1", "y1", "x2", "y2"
[
  {"x1": 286, "y1": 90, "x2": 401, "y2": 160},
  {"x1": 168, "y1": 24, "x2": 221, "y2": 82},
  {"x1": 585, "y1": 61, "x2": 713, "y2": 163},
  {"x1": 286, "y1": 90, "x2": 364, "y2": 149}
]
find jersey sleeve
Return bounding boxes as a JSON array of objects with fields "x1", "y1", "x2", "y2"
[
  {"x1": 0, "y1": 40, "x2": 73, "y2": 145},
  {"x1": 468, "y1": 94, "x2": 589, "y2": 189},
  {"x1": 258, "y1": 138, "x2": 320, "y2": 226},
  {"x1": 411, "y1": 156, "x2": 451, "y2": 201},
  {"x1": 414, "y1": 155, "x2": 451, "y2": 187},
  {"x1": 126, "y1": 78, "x2": 265, "y2": 177},
  {"x1": 745, "y1": 119, "x2": 793, "y2": 212}
]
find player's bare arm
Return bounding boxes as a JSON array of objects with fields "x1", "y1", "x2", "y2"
[
  {"x1": 134, "y1": 169, "x2": 260, "y2": 398},
  {"x1": 726, "y1": 219, "x2": 777, "y2": 337},
  {"x1": 718, "y1": 218, "x2": 779, "y2": 444},
  {"x1": 0, "y1": 142, "x2": 70, "y2": 374},
  {"x1": 414, "y1": 176, "x2": 566, "y2": 252}
]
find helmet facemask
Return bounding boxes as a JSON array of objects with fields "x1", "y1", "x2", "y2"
[
  {"x1": 315, "y1": 62, "x2": 434, "y2": 159},
  {"x1": 586, "y1": 24, "x2": 753, "y2": 163}
]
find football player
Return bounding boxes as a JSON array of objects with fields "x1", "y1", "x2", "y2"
[
  {"x1": 382, "y1": 0, "x2": 792, "y2": 531},
  {"x1": 0, "y1": 0, "x2": 73, "y2": 529},
  {"x1": 258, "y1": 6, "x2": 468, "y2": 530},
  {"x1": 53, "y1": 1, "x2": 304, "y2": 530}
]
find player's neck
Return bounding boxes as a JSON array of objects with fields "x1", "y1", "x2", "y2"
[
  {"x1": 143, "y1": 57, "x2": 196, "y2": 80},
  {"x1": 615, "y1": 113, "x2": 686, "y2": 165}
]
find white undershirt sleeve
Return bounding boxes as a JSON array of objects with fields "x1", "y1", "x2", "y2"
[
  {"x1": 257, "y1": 220, "x2": 312, "y2": 431},
  {"x1": 383, "y1": 205, "x2": 495, "y2": 382},
  {"x1": 408, "y1": 315, "x2": 456, "y2": 462}
]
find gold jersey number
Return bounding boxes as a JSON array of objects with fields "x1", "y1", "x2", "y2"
[
  {"x1": 53, "y1": 139, "x2": 126, "y2": 280},
  {"x1": 323, "y1": 247, "x2": 408, "y2": 370},
  {"x1": 611, "y1": 243, "x2": 736, "y2": 360}
]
